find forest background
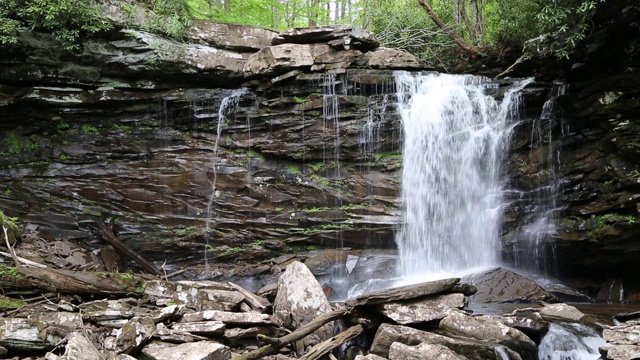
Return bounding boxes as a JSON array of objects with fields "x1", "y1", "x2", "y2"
[{"x1": 0, "y1": 0, "x2": 605, "y2": 68}]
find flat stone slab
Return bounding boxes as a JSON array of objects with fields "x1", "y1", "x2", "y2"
[
  {"x1": 346, "y1": 278, "x2": 460, "y2": 307},
  {"x1": 180, "y1": 310, "x2": 272, "y2": 325},
  {"x1": 171, "y1": 321, "x2": 226, "y2": 336},
  {"x1": 377, "y1": 293, "x2": 466, "y2": 324},
  {"x1": 141, "y1": 341, "x2": 230, "y2": 360}
]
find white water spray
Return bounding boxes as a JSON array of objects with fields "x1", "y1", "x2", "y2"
[
  {"x1": 394, "y1": 72, "x2": 532, "y2": 278},
  {"x1": 538, "y1": 323, "x2": 606, "y2": 360}
]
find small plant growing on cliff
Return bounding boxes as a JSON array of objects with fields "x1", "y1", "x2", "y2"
[{"x1": 627, "y1": 216, "x2": 636, "y2": 224}]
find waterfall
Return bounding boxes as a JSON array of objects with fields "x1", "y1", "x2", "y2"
[
  {"x1": 538, "y1": 323, "x2": 606, "y2": 360},
  {"x1": 204, "y1": 88, "x2": 249, "y2": 268},
  {"x1": 512, "y1": 83, "x2": 567, "y2": 274},
  {"x1": 394, "y1": 72, "x2": 532, "y2": 278}
]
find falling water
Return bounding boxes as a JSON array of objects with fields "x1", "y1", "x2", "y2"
[
  {"x1": 538, "y1": 323, "x2": 606, "y2": 360},
  {"x1": 513, "y1": 83, "x2": 567, "y2": 274},
  {"x1": 394, "y1": 72, "x2": 532, "y2": 278},
  {"x1": 204, "y1": 88, "x2": 249, "y2": 268}
]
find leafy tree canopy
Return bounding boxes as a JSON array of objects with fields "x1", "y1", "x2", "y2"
[{"x1": 0, "y1": 0, "x2": 607, "y2": 61}]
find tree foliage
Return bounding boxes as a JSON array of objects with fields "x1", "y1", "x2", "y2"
[
  {"x1": 0, "y1": 0, "x2": 608, "y2": 61},
  {"x1": 0, "y1": 0, "x2": 110, "y2": 49}
]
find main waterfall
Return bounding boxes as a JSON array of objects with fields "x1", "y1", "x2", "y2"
[{"x1": 394, "y1": 72, "x2": 532, "y2": 278}]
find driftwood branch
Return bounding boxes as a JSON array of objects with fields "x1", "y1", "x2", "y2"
[
  {"x1": 228, "y1": 281, "x2": 268, "y2": 311},
  {"x1": 0, "y1": 251, "x2": 47, "y2": 268},
  {"x1": 3, "y1": 226, "x2": 21, "y2": 267},
  {"x1": 417, "y1": 0, "x2": 484, "y2": 57},
  {"x1": 230, "y1": 309, "x2": 347, "y2": 360},
  {"x1": 99, "y1": 222, "x2": 162, "y2": 276},
  {"x1": 299, "y1": 324, "x2": 364, "y2": 360}
]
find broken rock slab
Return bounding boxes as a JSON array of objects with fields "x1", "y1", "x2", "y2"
[
  {"x1": 190, "y1": 20, "x2": 278, "y2": 52},
  {"x1": 273, "y1": 25, "x2": 379, "y2": 51},
  {"x1": 0, "y1": 313, "x2": 83, "y2": 352},
  {"x1": 353, "y1": 47, "x2": 423, "y2": 70},
  {"x1": 144, "y1": 280, "x2": 244, "y2": 311},
  {"x1": 111, "y1": 316, "x2": 156, "y2": 355},
  {"x1": 377, "y1": 293, "x2": 466, "y2": 324},
  {"x1": 141, "y1": 341, "x2": 231, "y2": 360},
  {"x1": 539, "y1": 303, "x2": 586, "y2": 322},
  {"x1": 171, "y1": 321, "x2": 226, "y2": 336}
]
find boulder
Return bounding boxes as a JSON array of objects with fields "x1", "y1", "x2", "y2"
[
  {"x1": 353, "y1": 47, "x2": 423, "y2": 69},
  {"x1": 604, "y1": 324, "x2": 640, "y2": 345},
  {"x1": 371, "y1": 323, "x2": 504, "y2": 359},
  {"x1": 144, "y1": 280, "x2": 243, "y2": 311},
  {"x1": 273, "y1": 261, "x2": 335, "y2": 347},
  {"x1": 170, "y1": 321, "x2": 226, "y2": 336},
  {"x1": 140, "y1": 341, "x2": 231, "y2": 360},
  {"x1": 377, "y1": 293, "x2": 466, "y2": 324},
  {"x1": 462, "y1": 267, "x2": 555, "y2": 303},
  {"x1": 273, "y1": 25, "x2": 379, "y2": 51},
  {"x1": 45, "y1": 332, "x2": 102, "y2": 360},
  {"x1": 153, "y1": 323, "x2": 209, "y2": 343},
  {"x1": 604, "y1": 345, "x2": 640, "y2": 360},
  {"x1": 389, "y1": 342, "x2": 467, "y2": 360},
  {"x1": 0, "y1": 313, "x2": 83, "y2": 352},
  {"x1": 539, "y1": 303, "x2": 586, "y2": 321},
  {"x1": 439, "y1": 310, "x2": 538, "y2": 360},
  {"x1": 112, "y1": 316, "x2": 156, "y2": 355},
  {"x1": 190, "y1": 21, "x2": 277, "y2": 51}
]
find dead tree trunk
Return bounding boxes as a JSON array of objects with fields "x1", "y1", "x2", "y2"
[{"x1": 417, "y1": 0, "x2": 484, "y2": 57}]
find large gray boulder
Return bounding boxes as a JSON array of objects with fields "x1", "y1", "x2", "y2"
[
  {"x1": 273, "y1": 261, "x2": 335, "y2": 349},
  {"x1": 462, "y1": 267, "x2": 554, "y2": 303}
]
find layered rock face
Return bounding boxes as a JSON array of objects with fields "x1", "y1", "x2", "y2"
[
  {"x1": 0, "y1": 22, "x2": 422, "y2": 276},
  {"x1": 501, "y1": 0, "x2": 640, "y2": 288}
]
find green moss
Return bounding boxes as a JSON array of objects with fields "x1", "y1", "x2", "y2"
[
  {"x1": 310, "y1": 174, "x2": 330, "y2": 187},
  {"x1": 286, "y1": 165, "x2": 301, "y2": 175},
  {"x1": 303, "y1": 207, "x2": 325, "y2": 213},
  {"x1": 0, "y1": 298, "x2": 27, "y2": 311},
  {"x1": 81, "y1": 124, "x2": 99, "y2": 134},
  {"x1": 309, "y1": 162, "x2": 324, "y2": 172},
  {"x1": 246, "y1": 149, "x2": 265, "y2": 161}
]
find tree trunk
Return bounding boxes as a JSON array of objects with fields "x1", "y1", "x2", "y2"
[
  {"x1": 417, "y1": 0, "x2": 484, "y2": 57},
  {"x1": 459, "y1": 1, "x2": 478, "y2": 43}
]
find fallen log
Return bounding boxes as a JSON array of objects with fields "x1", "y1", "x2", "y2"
[
  {"x1": 299, "y1": 324, "x2": 364, "y2": 360},
  {"x1": 231, "y1": 309, "x2": 347, "y2": 360},
  {"x1": 99, "y1": 222, "x2": 162, "y2": 276},
  {"x1": 8, "y1": 267, "x2": 150, "y2": 296}
]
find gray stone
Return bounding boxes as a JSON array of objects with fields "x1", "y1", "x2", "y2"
[
  {"x1": 354, "y1": 355, "x2": 386, "y2": 360},
  {"x1": 389, "y1": 342, "x2": 467, "y2": 360},
  {"x1": 243, "y1": 44, "x2": 332, "y2": 77},
  {"x1": 353, "y1": 47, "x2": 423, "y2": 69},
  {"x1": 377, "y1": 293, "x2": 466, "y2": 324},
  {"x1": 273, "y1": 261, "x2": 335, "y2": 348},
  {"x1": 141, "y1": 341, "x2": 231, "y2": 360},
  {"x1": 605, "y1": 345, "x2": 640, "y2": 360},
  {"x1": 144, "y1": 280, "x2": 243, "y2": 311},
  {"x1": 79, "y1": 298, "x2": 138, "y2": 323},
  {"x1": 539, "y1": 303, "x2": 586, "y2": 321},
  {"x1": 0, "y1": 313, "x2": 83, "y2": 352},
  {"x1": 462, "y1": 267, "x2": 555, "y2": 303},
  {"x1": 154, "y1": 323, "x2": 208, "y2": 343},
  {"x1": 181, "y1": 310, "x2": 272, "y2": 325},
  {"x1": 370, "y1": 323, "x2": 501, "y2": 359},
  {"x1": 46, "y1": 332, "x2": 102, "y2": 360},
  {"x1": 112, "y1": 316, "x2": 156, "y2": 355},
  {"x1": 171, "y1": 321, "x2": 226, "y2": 336},
  {"x1": 273, "y1": 25, "x2": 379, "y2": 51},
  {"x1": 604, "y1": 325, "x2": 640, "y2": 345},
  {"x1": 190, "y1": 20, "x2": 277, "y2": 51},
  {"x1": 439, "y1": 310, "x2": 537, "y2": 360}
]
